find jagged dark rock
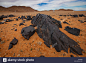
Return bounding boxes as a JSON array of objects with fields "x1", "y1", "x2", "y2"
[
  {"x1": 21, "y1": 26, "x2": 35, "y2": 40},
  {"x1": 8, "y1": 38, "x2": 18, "y2": 50},
  {"x1": 31, "y1": 13, "x2": 83, "y2": 55},
  {"x1": 64, "y1": 26, "x2": 80, "y2": 36},
  {"x1": 8, "y1": 44, "x2": 13, "y2": 50},
  {"x1": 19, "y1": 23, "x2": 24, "y2": 26},
  {"x1": 10, "y1": 38, "x2": 18, "y2": 45}
]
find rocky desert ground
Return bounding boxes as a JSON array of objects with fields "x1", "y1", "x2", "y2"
[{"x1": 0, "y1": 10, "x2": 86, "y2": 57}]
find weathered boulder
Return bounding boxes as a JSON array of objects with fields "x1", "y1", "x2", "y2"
[
  {"x1": 21, "y1": 25, "x2": 35, "y2": 40},
  {"x1": 64, "y1": 26, "x2": 80, "y2": 36},
  {"x1": 31, "y1": 13, "x2": 83, "y2": 55}
]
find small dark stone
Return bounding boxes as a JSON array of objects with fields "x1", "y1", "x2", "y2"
[
  {"x1": 15, "y1": 29, "x2": 17, "y2": 31},
  {"x1": 8, "y1": 44, "x2": 13, "y2": 50},
  {"x1": 10, "y1": 37, "x2": 18, "y2": 45},
  {"x1": 0, "y1": 38, "x2": 1, "y2": 42},
  {"x1": 16, "y1": 18, "x2": 18, "y2": 21},
  {"x1": 19, "y1": 23, "x2": 24, "y2": 26},
  {"x1": 59, "y1": 15, "x2": 62, "y2": 16},
  {"x1": 40, "y1": 55, "x2": 45, "y2": 57},
  {"x1": 14, "y1": 24, "x2": 17, "y2": 25},
  {"x1": 63, "y1": 21, "x2": 69, "y2": 24},
  {"x1": 70, "y1": 55, "x2": 74, "y2": 57}
]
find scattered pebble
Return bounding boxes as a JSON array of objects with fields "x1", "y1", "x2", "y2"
[
  {"x1": 70, "y1": 55, "x2": 74, "y2": 57},
  {"x1": 13, "y1": 53, "x2": 15, "y2": 56},
  {"x1": 1, "y1": 40, "x2": 5, "y2": 44},
  {"x1": 20, "y1": 50, "x2": 23, "y2": 52},
  {"x1": 38, "y1": 41, "x2": 42, "y2": 45},
  {"x1": 63, "y1": 53, "x2": 66, "y2": 56},
  {"x1": 0, "y1": 38, "x2": 1, "y2": 41},
  {"x1": 17, "y1": 54, "x2": 20, "y2": 57},
  {"x1": 82, "y1": 50, "x2": 86, "y2": 53}
]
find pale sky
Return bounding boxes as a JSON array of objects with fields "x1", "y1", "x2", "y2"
[{"x1": 0, "y1": 0, "x2": 86, "y2": 11}]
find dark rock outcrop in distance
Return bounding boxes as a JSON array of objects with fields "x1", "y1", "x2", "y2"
[
  {"x1": 19, "y1": 23, "x2": 24, "y2": 26},
  {"x1": 64, "y1": 26, "x2": 80, "y2": 36},
  {"x1": 0, "y1": 15, "x2": 8, "y2": 20},
  {"x1": 8, "y1": 14, "x2": 15, "y2": 17},
  {"x1": 72, "y1": 15, "x2": 78, "y2": 17},
  {"x1": 4, "y1": 19, "x2": 13, "y2": 22},
  {"x1": 78, "y1": 20, "x2": 86, "y2": 23},
  {"x1": 79, "y1": 14, "x2": 85, "y2": 17},
  {"x1": 31, "y1": 13, "x2": 83, "y2": 55},
  {"x1": 8, "y1": 38, "x2": 18, "y2": 50},
  {"x1": 21, "y1": 25, "x2": 35, "y2": 40}
]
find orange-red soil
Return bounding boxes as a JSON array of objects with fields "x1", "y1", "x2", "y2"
[{"x1": 0, "y1": 11, "x2": 86, "y2": 57}]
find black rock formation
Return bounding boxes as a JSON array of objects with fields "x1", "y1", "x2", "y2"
[
  {"x1": 64, "y1": 26, "x2": 80, "y2": 36},
  {"x1": 21, "y1": 25, "x2": 35, "y2": 40},
  {"x1": 31, "y1": 13, "x2": 82, "y2": 55}
]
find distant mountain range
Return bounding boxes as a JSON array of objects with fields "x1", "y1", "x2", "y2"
[
  {"x1": 0, "y1": 6, "x2": 74, "y2": 12},
  {"x1": 0, "y1": 6, "x2": 38, "y2": 12}
]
